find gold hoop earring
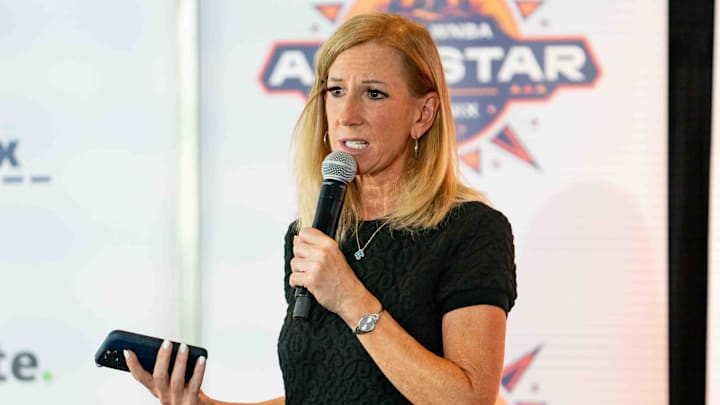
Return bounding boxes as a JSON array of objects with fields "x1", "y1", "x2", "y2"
[
  {"x1": 414, "y1": 138, "x2": 419, "y2": 158},
  {"x1": 323, "y1": 131, "x2": 328, "y2": 144}
]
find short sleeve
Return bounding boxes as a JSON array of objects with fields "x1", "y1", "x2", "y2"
[{"x1": 437, "y1": 204, "x2": 517, "y2": 315}]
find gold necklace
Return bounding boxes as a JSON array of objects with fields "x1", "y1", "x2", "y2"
[{"x1": 354, "y1": 221, "x2": 388, "y2": 261}]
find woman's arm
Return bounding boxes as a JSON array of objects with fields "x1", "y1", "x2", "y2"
[
  {"x1": 346, "y1": 298, "x2": 506, "y2": 405},
  {"x1": 199, "y1": 392, "x2": 284, "y2": 405}
]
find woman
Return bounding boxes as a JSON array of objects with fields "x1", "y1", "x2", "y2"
[{"x1": 125, "y1": 12, "x2": 517, "y2": 405}]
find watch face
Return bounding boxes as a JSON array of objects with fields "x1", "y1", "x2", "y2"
[
  {"x1": 355, "y1": 311, "x2": 382, "y2": 335},
  {"x1": 358, "y1": 315, "x2": 376, "y2": 332}
]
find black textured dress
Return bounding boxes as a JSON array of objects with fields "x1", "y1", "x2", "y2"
[{"x1": 277, "y1": 201, "x2": 517, "y2": 404}]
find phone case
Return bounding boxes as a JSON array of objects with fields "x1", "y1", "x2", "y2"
[{"x1": 95, "y1": 329, "x2": 208, "y2": 384}]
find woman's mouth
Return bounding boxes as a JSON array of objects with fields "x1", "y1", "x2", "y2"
[{"x1": 344, "y1": 140, "x2": 369, "y2": 150}]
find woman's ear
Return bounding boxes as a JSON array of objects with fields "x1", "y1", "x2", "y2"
[{"x1": 411, "y1": 92, "x2": 440, "y2": 140}]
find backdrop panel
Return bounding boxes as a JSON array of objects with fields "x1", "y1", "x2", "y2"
[
  {"x1": 200, "y1": 1, "x2": 667, "y2": 404},
  {"x1": 708, "y1": 0, "x2": 720, "y2": 399},
  {"x1": 709, "y1": 94, "x2": 720, "y2": 405},
  {"x1": 0, "y1": 1, "x2": 182, "y2": 403}
]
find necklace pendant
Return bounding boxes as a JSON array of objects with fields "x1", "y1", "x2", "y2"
[{"x1": 354, "y1": 249, "x2": 365, "y2": 261}]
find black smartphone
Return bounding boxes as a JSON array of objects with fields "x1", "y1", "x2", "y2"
[{"x1": 95, "y1": 329, "x2": 208, "y2": 384}]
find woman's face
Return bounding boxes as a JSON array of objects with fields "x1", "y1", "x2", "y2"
[{"x1": 325, "y1": 41, "x2": 435, "y2": 180}]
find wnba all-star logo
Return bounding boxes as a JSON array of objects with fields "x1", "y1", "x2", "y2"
[{"x1": 260, "y1": 0, "x2": 600, "y2": 173}]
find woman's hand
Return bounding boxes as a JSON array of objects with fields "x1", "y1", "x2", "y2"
[
  {"x1": 289, "y1": 227, "x2": 377, "y2": 323},
  {"x1": 125, "y1": 340, "x2": 207, "y2": 405}
]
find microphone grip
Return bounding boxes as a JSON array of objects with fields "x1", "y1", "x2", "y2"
[
  {"x1": 293, "y1": 179, "x2": 348, "y2": 320},
  {"x1": 293, "y1": 288, "x2": 312, "y2": 318}
]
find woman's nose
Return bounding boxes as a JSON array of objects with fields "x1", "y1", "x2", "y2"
[{"x1": 337, "y1": 95, "x2": 363, "y2": 126}]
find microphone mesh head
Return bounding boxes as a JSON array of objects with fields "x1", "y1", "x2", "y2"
[{"x1": 321, "y1": 151, "x2": 357, "y2": 184}]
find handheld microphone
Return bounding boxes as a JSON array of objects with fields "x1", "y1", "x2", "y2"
[{"x1": 293, "y1": 150, "x2": 357, "y2": 320}]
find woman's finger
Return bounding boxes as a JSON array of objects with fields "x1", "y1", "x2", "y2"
[
  {"x1": 123, "y1": 350, "x2": 155, "y2": 392},
  {"x1": 170, "y1": 343, "x2": 189, "y2": 391},
  {"x1": 186, "y1": 355, "x2": 207, "y2": 396},
  {"x1": 288, "y1": 267, "x2": 306, "y2": 289},
  {"x1": 297, "y1": 227, "x2": 324, "y2": 241},
  {"x1": 152, "y1": 340, "x2": 172, "y2": 396}
]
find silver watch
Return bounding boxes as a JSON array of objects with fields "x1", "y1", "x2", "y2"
[{"x1": 353, "y1": 308, "x2": 384, "y2": 335}]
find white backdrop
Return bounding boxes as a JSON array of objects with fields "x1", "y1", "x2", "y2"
[
  {"x1": 200, "y1": 1, "x2": 667, "y2": 404},
  {"x1": 0, "y1": 1, "x2": 182, "y2": 404},
  {"x1": 0, "y1": 1, "x2": 668, "y2": 404}
]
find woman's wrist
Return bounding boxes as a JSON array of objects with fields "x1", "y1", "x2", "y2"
[{"x1": 340, "y1": 290, "x2": 382, "y2": 330}]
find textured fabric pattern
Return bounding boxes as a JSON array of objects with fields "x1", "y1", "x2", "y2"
[{"x1": 277, "y1": 201, "x2": 517, "y2": 404}]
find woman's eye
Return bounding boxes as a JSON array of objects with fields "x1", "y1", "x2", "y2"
[
  {"x1": 367, "y1": 89, "x2": 387, "y2": 99},
  {"x1": 327, "y1": 87, "x2": 343, "y2": 96}
]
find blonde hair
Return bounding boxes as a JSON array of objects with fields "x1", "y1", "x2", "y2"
[{"x1": 292, "y1": 12, "x2": 484, "y2": 241}]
